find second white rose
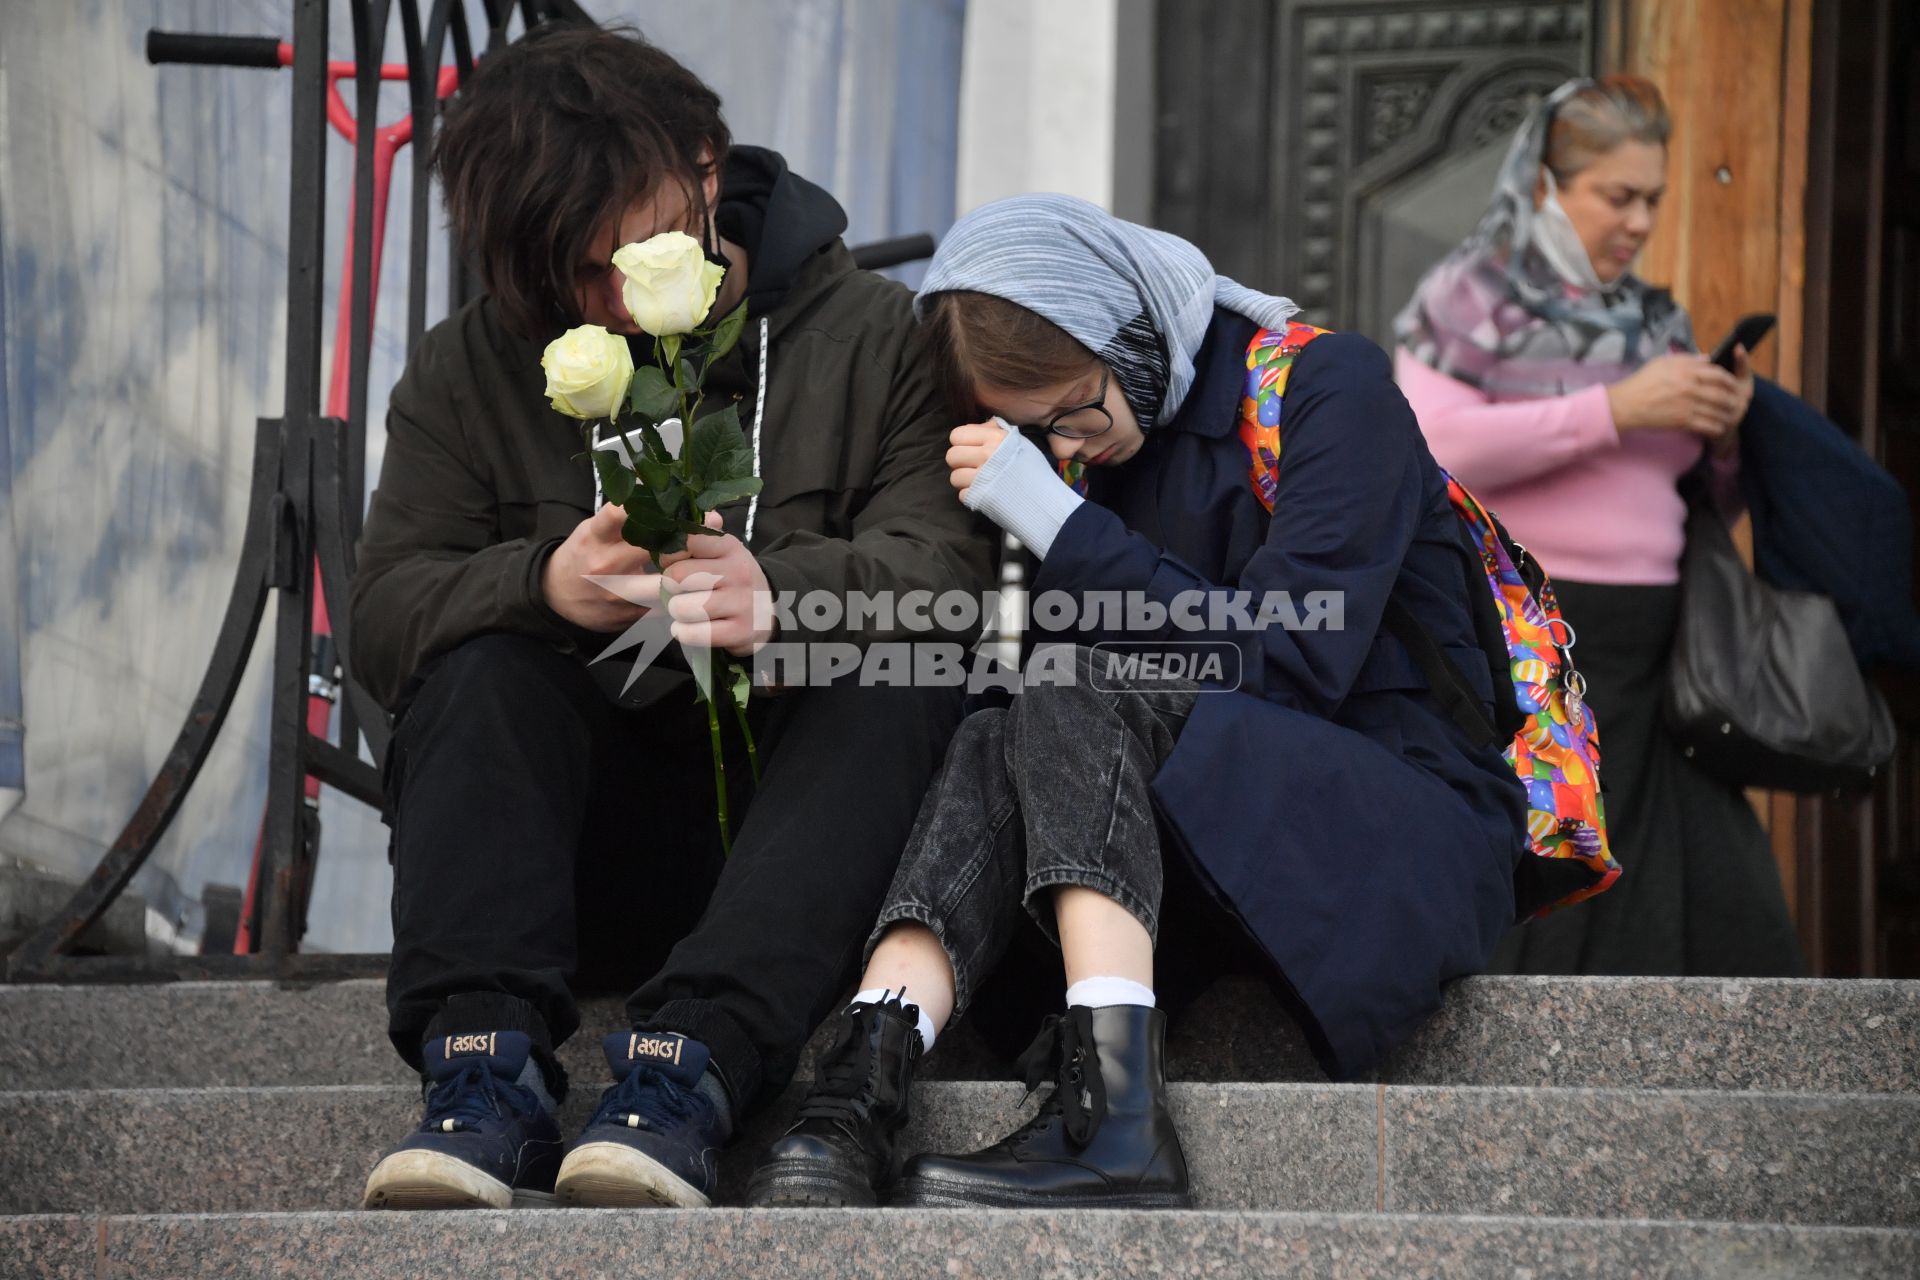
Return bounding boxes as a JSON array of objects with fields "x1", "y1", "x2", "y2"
[
  {"x1": 541, "y1": 324, "x2": 634, "y2": 420},
  {"x1": 612, "y1": 230, "x2": 725, "y2": 337}
]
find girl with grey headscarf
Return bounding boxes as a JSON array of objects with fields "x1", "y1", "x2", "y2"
[
  {"x1": 749, "y1": 195, "x2": 1529, "y2": 1212},
  {"x1": 1395, "y1": 76, "x2": 1802, "y2": 980}
]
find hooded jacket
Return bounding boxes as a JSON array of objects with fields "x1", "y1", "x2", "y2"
[{"x1": 350, "y1": 147, "x2": 996, "y2": 710}]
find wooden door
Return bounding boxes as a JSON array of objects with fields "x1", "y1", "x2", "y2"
[{"x1": 1794, "y1": 0, "x2": 1920, "y2": 976}]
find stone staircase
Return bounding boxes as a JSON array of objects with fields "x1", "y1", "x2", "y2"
[{"x1": 2, "y1": 976, "x2": 1916, "y2": 1277}]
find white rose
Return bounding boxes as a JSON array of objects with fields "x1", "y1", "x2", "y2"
[
  {"x1": 612, "y1": 231, "x2": 726, "y2": 337},
  {"x1": 540, "y1": 324, "x2": 634, "y2": 420}
]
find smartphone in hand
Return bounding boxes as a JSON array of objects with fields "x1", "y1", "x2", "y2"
[{"x1": 1709, "y1": 313, "x2": 1775, "y2": 372}]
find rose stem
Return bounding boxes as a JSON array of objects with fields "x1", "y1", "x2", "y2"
[
  {"x1": 730, "y1": 692, "x2": 761, "y2": 787},
  {"x1": 707, "y1": 694, "x2": 732, "y2": 857}
]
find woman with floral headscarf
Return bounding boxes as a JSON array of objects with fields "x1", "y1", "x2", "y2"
[
  {"x1": 1394, "y1": 75, "x2": 1803, "y2": 978},
  {"x1": 745, "y1": 194, "x2": 1529, "y2": 1211}
]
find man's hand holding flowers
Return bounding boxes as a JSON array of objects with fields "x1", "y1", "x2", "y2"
[{"x1": 659, "y1": 511, "x2": 775, "y2": 656}]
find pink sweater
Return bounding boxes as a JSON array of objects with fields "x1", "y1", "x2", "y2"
[{"x1": 1394, "y1": 350, "x2": 1730, "y2": 586}]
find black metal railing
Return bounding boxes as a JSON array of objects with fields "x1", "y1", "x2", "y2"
[{"x1": 3, "y1": 0, "x2": 549, "y2": 980}]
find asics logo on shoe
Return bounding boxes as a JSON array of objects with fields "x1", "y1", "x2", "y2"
[
  {"x1": 628, "y1": 1033, "x2": 687, "y2": 1066},
  {"x1": 445, "y1": 1033, "x2": 499, "y2": 1057}
]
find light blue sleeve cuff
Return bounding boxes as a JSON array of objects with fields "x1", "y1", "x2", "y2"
[{"x1": 962, "y1": 421, "x2": 1086, "y2": 559}]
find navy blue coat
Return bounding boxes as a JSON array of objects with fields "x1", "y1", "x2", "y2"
[
  {"x1": 1740, "y1": 379, "x2": 1920, "y2": 672},
  {"x1": 1032, "y1": 313, "x2": 1527, "y2": 1078}
]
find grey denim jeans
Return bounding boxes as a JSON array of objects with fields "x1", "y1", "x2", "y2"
[{"x1": 866, "y1": 645, "x2": 1201, "y2": 1019}]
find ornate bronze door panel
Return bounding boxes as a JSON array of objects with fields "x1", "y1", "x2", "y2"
[{"x1": 1154, "y1": 0, "x2": 1602, "y2": 342}]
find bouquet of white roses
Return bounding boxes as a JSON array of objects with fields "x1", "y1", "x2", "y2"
[{"x1": 541, "y1": 230, "x2": 763, "y2": 853}]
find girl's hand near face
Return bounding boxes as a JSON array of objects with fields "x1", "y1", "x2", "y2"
[{"x1": 947, "y1": 419, "x2": 1018, "y2": 504}]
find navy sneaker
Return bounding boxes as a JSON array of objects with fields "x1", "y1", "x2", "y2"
[
  {"x1": 554, "y1": 1031, "x2": 727, "y2": 1207},
  {"x1": 361, "y1": 1030, "x2": 563, "y2": 1210}
]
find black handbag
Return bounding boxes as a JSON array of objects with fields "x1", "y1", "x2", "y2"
[{"x1": 1664, "y1": 487, "x2": 1896, "y2": 793}]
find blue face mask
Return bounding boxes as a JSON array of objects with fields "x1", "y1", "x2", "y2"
[{"x1": 1533, "y1": 168, "x2": 1609, "y2": 294}]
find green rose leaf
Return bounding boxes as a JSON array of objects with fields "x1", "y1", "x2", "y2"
[
  {"x1": 679, "y1": 355, "x2": 702, "y2": 394},
  {"x1": 695, "y1": 475, "x2": 764, "y2": 510},
  {"x1": 703, "y1": 402, "x2": 744, "y2": 436},
  {"x1": 629, "y1": 365, "x2": 678, "y2": 422},
  {"x1": 621, "y1": 480, "x2": 673, "y2": 524},
  {"x1": 621, "y1": 491, "x2": 682, "y2": 555},
  {"x1": 635, "y1": 455, "x2": 674, "y2": 494},
  {"x1": 657, "y1": 475, "x2": 693, "y2": 522},
  {"x1": 637, "y1": 419, "x2": 672, "y2": 464},
  {"x1": 686, "y1": 405, "x2": 748, "y2": 492},
  {"x1": 729, "y1": 662, "x2": 752, "y2": 706},
  {"x1": 688, "y1": 646, "x2": 720, "y2": 704},
  {"x1": 708, "y1": 301, "x2": 750, "y2": 361},
  {"x1": 592, "y1": 449, "x2": 635, "y2": 508}
]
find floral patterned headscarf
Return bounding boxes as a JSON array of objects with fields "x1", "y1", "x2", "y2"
[{"x1": 1394, "y1": 80, "x2": 1695, "y2": 400}]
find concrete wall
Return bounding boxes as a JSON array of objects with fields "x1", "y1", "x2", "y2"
[{"x1": 955, "y1": 0, "x2": 1154, "y2": 219}]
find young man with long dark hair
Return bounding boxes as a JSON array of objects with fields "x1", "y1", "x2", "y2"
[{"x1": 352, "y1": 22, "x2": 993, "y2": 1211}]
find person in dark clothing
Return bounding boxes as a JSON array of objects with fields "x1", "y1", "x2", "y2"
[
  {"x1": 747, "y1": 195, "x2": 1529, "y2": 1211},
  {"x1": 353, "y1": 26, "x2": 995, "y2": 1212}
]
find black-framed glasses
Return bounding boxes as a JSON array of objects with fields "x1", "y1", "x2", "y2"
[{"x1": 1015, "y1": 367, "x2": 1114, "y2": 440}]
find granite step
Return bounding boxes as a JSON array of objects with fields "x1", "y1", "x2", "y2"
[
  {"x1": 2, "y1": 1081, "x2": 1914, "y2": 1226},
  {"x1": 8, "y1": 1209, "x2": 1918, "y2": 1280},
  {"x1": 4, "y1": 975, "x2": 1915, "y2": 1092}
]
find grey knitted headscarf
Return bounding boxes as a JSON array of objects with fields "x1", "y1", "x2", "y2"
[{"x1": 915, "y1": 194, "x2": 1300, "y2": 431}]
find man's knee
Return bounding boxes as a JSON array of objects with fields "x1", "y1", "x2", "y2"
[
  {"x1": 771, "y1": 670, "x2": 966, "y2": 743},
  {"x1": 422, "y1": 631, "x2": 574, "y2": 689},
  {"x1": 397, "y1": 633, "x2": 592, "y2": 738}
]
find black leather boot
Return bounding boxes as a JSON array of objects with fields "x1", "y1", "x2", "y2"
[
  {"x1": 894, "y1": 1003, "x2": 1190, "y2": 1209},
  {"x1": 746, "y1": 996, "x2": 923, "y2": 1207}
]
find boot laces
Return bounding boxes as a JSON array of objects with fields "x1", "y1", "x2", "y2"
[
  {"x1": 421, "y1": 1062, "x2": 539, "y2": 1134},
  {"x1": 1012, "y1": 1007, "x2": 1107, "y2": 1147},
  {"x1": 793, "y1": 997, "x2": 915, "y2": 1134},
  {"x1": 796, "y1": 1012, "x2": 869, "y2": 1117}
]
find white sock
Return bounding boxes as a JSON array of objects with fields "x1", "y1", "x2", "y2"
[
  {"x1": 1065, "y1": 976, "x2": 1157, "y2": 1010},
  {"x1": 851, "y1": 986, "x2": 939, "y2": 1052}
]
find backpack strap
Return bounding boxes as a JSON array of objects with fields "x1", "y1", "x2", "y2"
[
  {"x1": 1235, "y1": 322, "x2": 1519, "y2": 751},
  {"x1": 1382, "y1": 598, "x2": 1503, "y2": 750},
  {"x1": 1450, "y1": 518, "x2": 1530, "y2": 745},
  {"x1": 1057, "y1": 455, "x2": 1088, "y2": 496},
  {"x1": 1381, "y1": 515, "x2": 1530, "y2": 752},
  {"x1": 1241, "y1": 322, "x2": 1335, "y2": 513}
]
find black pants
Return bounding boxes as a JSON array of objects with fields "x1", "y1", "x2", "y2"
[
  {"x1": 1491, "y1": 581, "x2": 1805, "y2": 976},
  {"x1": 383, "y1": 632, "x2": 965, "y2": 1110},
  {"x1": 869, "y1": 645, "x2": 1200, "y2": 1019}
]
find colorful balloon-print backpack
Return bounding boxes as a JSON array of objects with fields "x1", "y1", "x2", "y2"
[{"x1": 1239, "y1": 323, "x2": 1620, "y2": 918}]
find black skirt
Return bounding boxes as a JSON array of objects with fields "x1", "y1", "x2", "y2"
[{"x1": 1490, "y1": 580, "x2": 1807, "y2": 976}]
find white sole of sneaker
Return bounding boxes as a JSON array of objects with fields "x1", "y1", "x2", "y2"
[
  {"x1": 554, "y1": 1142, "x2": 711, "y2": 1208},
  {"x1": 361, "y1": 1149, "x2": 514, "y2": 1210}
]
